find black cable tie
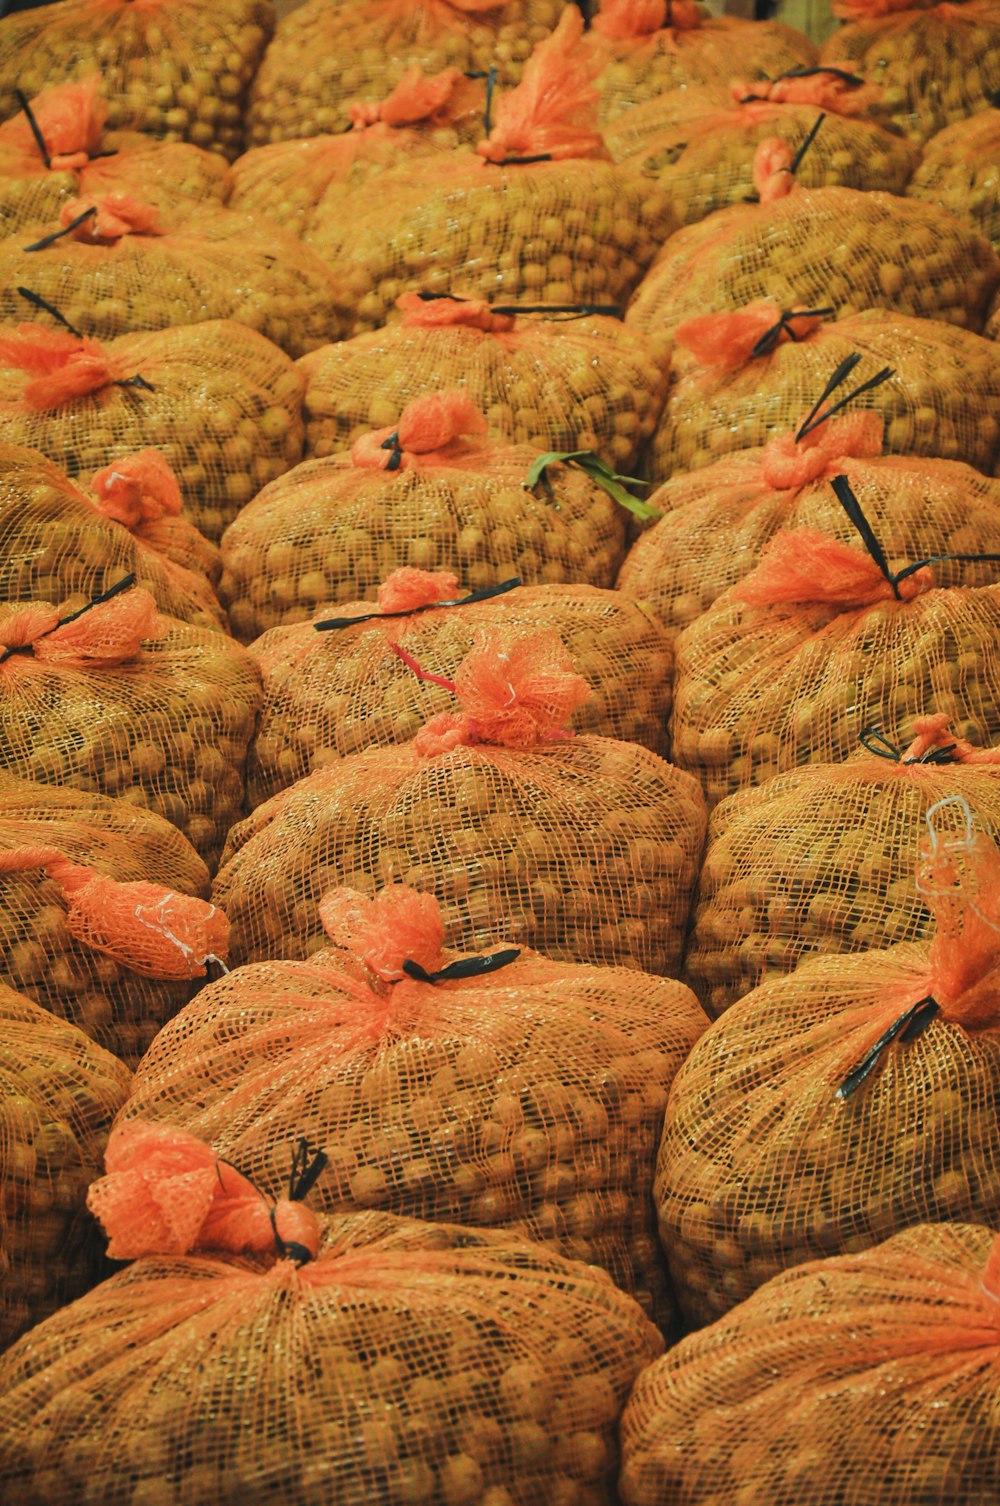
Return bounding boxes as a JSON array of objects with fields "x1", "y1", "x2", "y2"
[
  {"x1": 289, "y1": 1137, "x2": 328, "y2": 1202},
  {"x1": 23, "y1": 204, "x2": 97, "y2": 253},
  {"x1": 495, "y1": 153, "x2": 553, "y2": 165},
  {"x1": 314, "y1": 576, "x2": 521, "y2": 632},
  {"x1": 402, "y1": 947, "x2": 522, "y2": 984},
  {"x1": 17, "y1": 285, "x2": 82, "y2": 337},
  {"x1": 483, "y1": 64, "x2": 497, "y2": 137},
  {"x1": 379, "y1": 430, "x2": 403, "y2": 471},
  {"x1": 750, "y1": 305, "x2": 834, "y2": 359},
  {"x1": 836, "y1": 996, "x2": 939, "y2": 1099},
  {"x1": 777, "y1": 65, "x2": 866, "y2": 86},
  {"x1": 790, "y1": 112, "x2": 826, "y2": 174},
  {"x1": 832, "y1": 475, "x2": 1000, "y2": 599},
  {"x1": 491, "y1": 302, "x2": 623, "y2": 319},
  {"x1": 858, "y1": 724, "x2": 903, "y2": 761},
  {"x1": 796, "y1": 361, "x2": 894, "y2": 442},
  {"x1": 15, "y1": 87, "x2": 50, "y2": 169},
  {"x1": 115, "y1": 373, "x2": 155, "y2": 393}
]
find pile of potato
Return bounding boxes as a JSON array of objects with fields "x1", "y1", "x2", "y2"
[
  {"x1": 655, "y1": 943, "x2": 1000, "y2": 1325},
  {"x1": 906, "y1": 107, "x2": 1000, "y2": 253},
  {"x1": 246, "y1": 0, "x2": 562, "y2": 144},
  {"x1": 0, "y1": 980, "x2": 128, "y2": 1350},
  {"x1": 647, "y1": 309, "x2": 1000, "y2": 482},
  {"x1": 299, "y1": 305, "x2": 670, "y2": 472},
  {"x1": 0, "y1": 319, "x2": 304, "y2": 541},
  {"x1": 687, "y1": 744, "x2": 1000, "y2": 1016},
  {"x1": 620, "y1": 1222, "x2": 999, "y2": 1506},
  {"x1": 0, "y1": 0, "x2": 274, "y2": 159},
  {"x1": 0, "y1": 1207, "x2": 662, "y2": 1506},
  {"x1": 627, "y1": 188, "x2": 1000, "y2": 343}
]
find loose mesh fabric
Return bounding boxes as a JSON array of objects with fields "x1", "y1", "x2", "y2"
[
  {"x1": 0, "y1": 0, "x2": 274, "y2": 160},
  {"x1": 246, "y1": 581, "x2": 673, "y2": 802},
  {"x1": 220, "y1": 445, "x2": 630, "y2": 641},
  {"x1": 299, "y1": 304, "x2": 670, "y2": 472},
  {"x1": 0, "y1": 1209, "x2": 662, "y2": 1506},
  {"x1": 627, "y1": 187, "x2": 1000, "y2": 344},
  {"x1": 820, "y1": 0, "x2": 1000, "y2": 143},
  {"x1": 0, "y1": 320, "x2": 304, "y2": 542},
  {"x1": 647, "y1": 308, "x2": 1000, "y2": 484},
  {"x1": 0, "y1": 443, "x2": 225, "y2": 633},
  {"x1": 907, "y1": 107, "x2": 1000, "y2": 253},
  {"x1": 686, "y1": 726, "x2": 1000, "y2": 1015},
  {"x1": 246, "y1": 0, "x2": 563, "y2": 145},
  {"x1": 620, "y1": 1222, "x2": 1000, "y2": 1506},
  {"x1": 0, "y1": 775, "x2": 212, "y2": 1064},
  {"x1": 0, "y1": 980, "x2": 128, "y2": 1352},
  {"x1": 618, "y1": 443, "x2": 1000, "y2": 636}
]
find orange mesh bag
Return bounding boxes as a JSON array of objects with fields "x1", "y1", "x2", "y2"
[
  {"x1": 655, "y1": 800, "x2": 1000, "y2": 1325},
  {"x1": 0, "y1": 1124, "x2": 662, "y2": 1506},
  {"x1": 618, "y1": 406, "x2": 1000, "y2": 636},
  {"x1": 907, "y1": 105, "x2": 1000, "y2": 252},
  {"x1": 0, "y1": 982, "x2": 128, "y2": 1351},
  {"x1": 221, "y1": 392, "x2": 640, "y2": 640},
  {"x1": 627, "y1": 138, "x2": 1000, "y2": 342},
  {"x1": 606, "y1": 71, "x2": 919, "y2": 226},
  {"x1": 300, "y1": 292, "x2": 670, "y2": 471},
  {"x1": 671, "y1": 484, "x2": 1000, "y2": 807},
  {"x1": 308, "y1": 12, "x2": 678, "y2": 339},
  {"x1": 0, "y1": 443, "x2": 225, "y2": 632},
  {"x1": 820, "y1": 0, "x2": 1000, "y2": 142},
  {"x1": 0, "y1": 579, "x2": 261, "y2": 870},
  {"x1": 0, "y1": 313, "x2": 304, "y2": 541},
  {"x1": 246, "y1": 0, "x2": 563, "y2": 144},
  {"x1": 644, "y1": 304, "x2": 1000, "y2": 483},
  {"x1": 0, "y1": 197, "x2": 337, "y2": 358},
  {"x1": 246, "y1": 574, "x2": 672, "y2": 802},
  {"x1": 0, "y1": 771, "x2": 215, "y2": 1062},
  {"x1": 0, "y1": 78, "x2": 231, "y2": 240},
  {"x1": 120, "y1": 885, "x2": 708, "y2": 1324},
  {"x1": 0, "y1": 0, "x2": 274, "y2": 160},
  {"x1": 620, "y1": 1221, "x2": 1000, "y2": 1506},
  {"x1": 230, "y1": 69, "x2": 486, "y2": 240},
  {"x1": 687, "y1": 718, "x2": 1000, "y2": 1015},
  {"x1": 214, "y1": 632, "x2": 706, "y2": 975},
  {"x1": 583, "y1": 0, "x2": 816, "y2": 124}
]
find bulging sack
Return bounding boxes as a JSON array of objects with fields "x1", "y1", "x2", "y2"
[
  {"x1": 215, "y1": 632, "x2": 706, "y2": 975},
  {"x1": 907, "y1": 105, "x2": 1000, "y2": 253}
]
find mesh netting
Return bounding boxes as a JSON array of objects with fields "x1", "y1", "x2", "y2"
[
  {"x1": 299, "y1": 302, "x2": 670, "y2": 472},
  {"x1": 906, "y1": 106, "x2": 1000, "y2": 253},
  {"x1": 646, "y1": 308, "x2": 1000, "y2": 484},
  {"x1": 0, "y1": 1207, "x2": 662, "y2": 1506},
  {"x1": 0, "y1": 980, "x2": 128, "y2": 1352},
  {"x1": 620, "y1": 1221, "x2": 1000, "y2": 1506},
  {"x1": 820, "y1": 0, "x2": 1000, "y2": 142},
  {"x1": 985, "y1": 286, "x2": 1000, "y2": 343},
  {"x1": 627, "y1": 186, "x2": 1000, "y2": 343},
  {"x1": 246, "y1": 0, "x2": 563, "y2": 144},
  {"x1": 0, "y1": 319, "x2": 304, "y2": 541},
  {"x1": 0, "y1": 0, "x2": 274, "y2": 160}
]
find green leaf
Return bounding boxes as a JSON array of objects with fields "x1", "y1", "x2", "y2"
[{"x1": 524, "y1": 450, "x2": 661, "y2": 523}]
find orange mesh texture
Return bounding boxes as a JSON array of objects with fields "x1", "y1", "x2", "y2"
[
  {"x1": 907, "y1": 107, "x2": 1000, "y2": 253},
  {"x1": 0, "y1": 0, "x2": 275, "y2": 160},
  {"x1": 246, "y1": 581, "x2": 674, "y2": 803},
  {"x1": 0, "y1": 980, "x2": 129, "y2": 1351},
  {"x1": 0, "y1": 1210, "x2": 661, "y2": 1506},
  {"x1": 476, "y1": 8, "x2": 607, "y2": 164},
  {"x1": 656, "y1": 816, "x2": 1000, "y2": 1324},
  {"x1": 246, "y1": 0, "x2": 563, "y2": 144},
  {"x1": 820, "y1": 0, "x2": 1000, "y2": 142},
  {"x1": 0, "y1": 585, "x2": 261, "y2": 870},
  {"x1": 0, "y1": 319, "x2": 304, "y2": 541},
  {"x1": 299, "y1": 301, "x2": 670, "y2": 472},
  {"x1": 620, "y1": 1222, "x2": 1000, "y2": 1505},
  {"x1": 646, "y1": 307, "x2": 1000, "y2": 483},
  {"x1": 627, "y1": 183, "x2": 1000, "y2": 343},
  {"x1": 120, "y1": 881, "x2": 707, "y2": 1323}
]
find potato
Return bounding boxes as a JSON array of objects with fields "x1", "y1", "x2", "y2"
[
  {"x1": 0, "y1": 0, "x2": 274, "y2": 160},
  {"x1": 246, "y1": 0, "x2": 562, "y2": 145},
  {"x1": 655, "y1": 945, "x2": 1000, "y2": 1326},
  {"x1": 621, "y1": 1223, "x2": 999, "y2": 1506},
  {"x1": 906, "y1": 108, "x2": 1000, "y2": 253},
  {"x1": 646, "y1": 310, "x2": 1000, "y2": 485},
  {"x1": 0, "y1": 1208, "x2": 661, "y2": 1506},
  {"x1": 0, "y1": 319, "x2": 304, "y2": 542},
  {"x1": 299, "y1": 309, "x2": 670, "y2": 471},
  {"x1": 0, "y1": 980, "x2": 128, "y2": 1350},
  {"x1": 627, "y1": 189, "x2": 1000, "y2": 343}
]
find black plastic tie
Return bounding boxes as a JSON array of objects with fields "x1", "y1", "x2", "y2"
[
  {"x1": 24, "y1": 204, "x2": 97, "y2": 253},
  {"x1": 836, "y1": 995, "x2": 940, "y2": 1099},
  {"x1": 314, "y1": 576, "x2": 521, "y2": 632},
  {"x1": 15, "y1": 87, "x2": 50, "y2": 169},
  {"x1": 0, "y1": 571, "x2": 137, "y2": 664},
  {"x1": 751, "y1": 305, "x2": 833, "y2": 358},
  {"x1": 402, "y1": 947, "x2": 522, "y2": 984},
  {"x1": 17, "y1": 284, "x2": 82, "y2": 337}
]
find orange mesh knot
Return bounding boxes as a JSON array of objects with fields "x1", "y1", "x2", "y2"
[
  {"x1": 760, "y1": 413, "x2": 885, "y2": 489},
  {"x1": 90, "y1": 449, "x2": 183, "y2": 528},
  {"x1": 918, "y1": 800, "x2": 1000, "y2": 1030},
  {"x1": 351, "y1": 389, "x2": 489, "y2": 470},
  {"x1": 593, "y1": 0, "x2": 702, "y2": 38},
  {"x1": 734, "y1": 529, "x2": 934, "y2": 610},
  {"x1": 0, "y1": 584, "x2": 163, "y2": 668},
  {"x1": 902, "y1": 715, "x2": 1000, "y2": 767},
  {"x1": 395, "y1": 291, "x2": 516, "y2": 334},
  {"x1": 349, "y1": 65, "x2": 463, "y2": 129},
  {"x1": 5, "y1": 76, "x2": 107, "y2": 171},
  {"x1": 377, "y1": 568, "x2": 461, "y2": 614},
  {"x1": 453, "y1": 629, "x2": 590, "y2": 748},
  {"x1": 87, "y1": 1123, "x2": 321, "y2": 1263},
  {"x1": 0, "y1": 322, "x2": 120, "y2": 408},
  {"x1": 477, "y1": 8, "x2": 608, "y2": 164},
  {"x1": 62, "y1": 191, "x2": 161, "y2": 243},
  {"x1": 413, "y1": 710, "x2": 478, "y2": 757},
  {"x1": 676, "y1": 300, "x2": 828, "y2": 372},
  {"x1": 732, "y1": 69, "x2": 880, "y2": 115},
  {"x1": 319, "y1": 885, "x2": 445, "y2": 982},
  {"x1": 753, "y1": 137, "x2": 797, "y2": 203}
]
